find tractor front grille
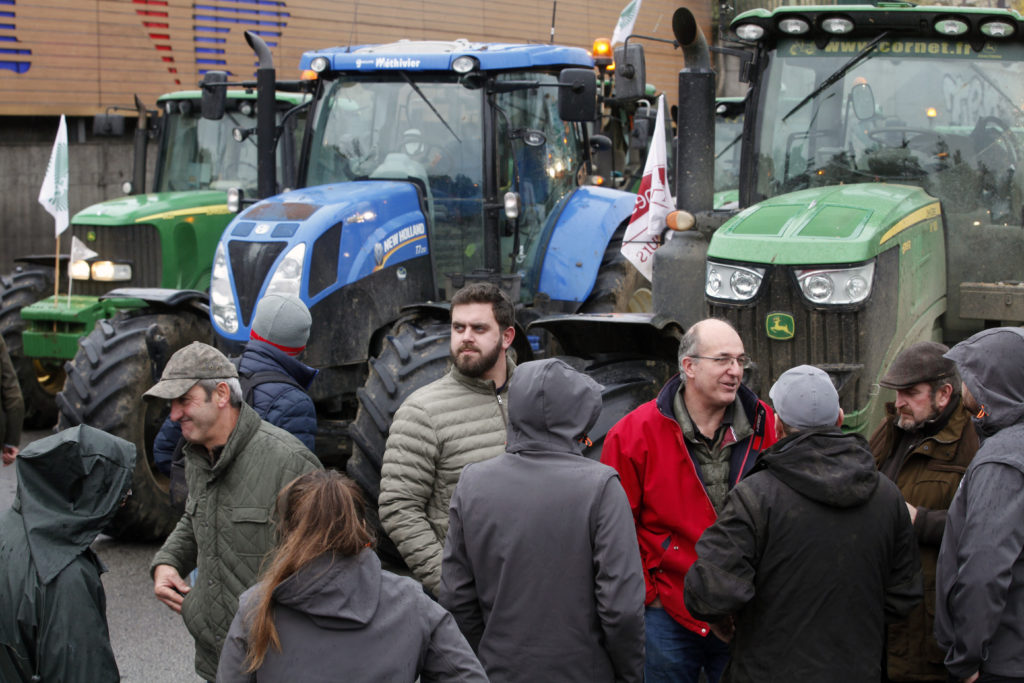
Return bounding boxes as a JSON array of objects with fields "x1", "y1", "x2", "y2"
[
  {"x1": 69, "y1": 223, "x2": 162, "y2": 295},
  {"x1": 708, "y1": 250, "x2": 897, "y2": 413},
  {"x1": 227, "y1": 240, "x2": 286, "y2": 328}
]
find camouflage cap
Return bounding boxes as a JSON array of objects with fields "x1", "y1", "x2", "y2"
[
  {"x1": 142, "y1": 342, "x2": 238, "y2": 400},
  {"x1": 879, "y1": 341, "x2": 955, "y2": 390}
]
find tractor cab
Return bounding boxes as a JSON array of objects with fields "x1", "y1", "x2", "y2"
[{"x1": 300, "y1": 41, "x2": 595, "y2": 301}]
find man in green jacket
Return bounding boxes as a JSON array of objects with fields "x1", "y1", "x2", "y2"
[
  {"x1": 380, "y1": 282, "x2": 516, "y2": 596},
  {"x1": 0, "y1": 425, "x2": 135, "y2": 682},
  {"x1": 147, "y1": 342, "x2": 321, "y2": 681},
  {"x1": 0, "y1": 334, "x2": 24, "y2": 466}
]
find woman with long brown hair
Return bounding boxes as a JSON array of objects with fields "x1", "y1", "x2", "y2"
[{"x1": 216, "y1": 470, "x2": 486, "y2": 682}]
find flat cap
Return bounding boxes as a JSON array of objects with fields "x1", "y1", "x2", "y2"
[
  {"x1": 143, "y1": 342, "x2": 237, "y2": 400},
  {"x1": 770, "y1": 365, "x2": 841, "y2": 430},
  {"x1": 879, "y1": 341, "x2": 955, "y2": 390}
]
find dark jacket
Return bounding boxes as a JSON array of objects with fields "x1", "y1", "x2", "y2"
[
  {"x1": 150, "y1": 403, "x2": 322, "y2": 681},
  {"x1": 936, "y1": 327, "x2": 1024, "y2": 679},
  {"x1": 869, "y1": 399, "x2": 978, "y2": 681},
  {"x1": 684, "y1": 427, "x2": 923, "y2": 683},
  {"x1": 440, "y1": 359, "x2": 646, "y2": 683},
  {"x1": 218, "y1": 551, "x2": 486, "y2": 683},
  {"x1": 0, "y1": 426, "x2": 135, "y2": 683},
  {"x1": 601, "y1": 375, "x2": 776, "y2": 636},
  {"x1": 0, "y1": 334, "x2": 24, "y2": 449},
  {"x1": 153, "y1": 340, "x2": 318, "y2": 469}
]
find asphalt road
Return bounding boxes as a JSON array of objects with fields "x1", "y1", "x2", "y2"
[{"x1": 2, "y1": 429, "x2": 199, "y2": 682}]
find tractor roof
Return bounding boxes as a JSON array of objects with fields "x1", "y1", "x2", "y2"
[
  {"x1": 732, "y1": 3, "x2": 1024, "y2": 43},
  {"x1": 300, "y1": 39, "x2": 593, "y2": 73}
]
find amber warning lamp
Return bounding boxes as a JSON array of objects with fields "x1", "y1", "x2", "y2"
[{"x1": 592, "y1": 38, "x2": 613, "y2": 68}]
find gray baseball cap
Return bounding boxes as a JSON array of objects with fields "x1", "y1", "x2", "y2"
[
  {"x1": 143, "y1": 342, "x2": 238, "y2": 400},
  {"x1": 769, "y1": 365, "x2": 841, "y2": 429}
]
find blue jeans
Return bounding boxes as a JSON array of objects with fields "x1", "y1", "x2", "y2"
[{"x1": 645, "y1": 606, "x2": 730, "y2": 683}]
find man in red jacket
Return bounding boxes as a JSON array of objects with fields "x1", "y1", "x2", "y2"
[{"x1": 602, "y1": 318, "x2": 776, "y2": 683}]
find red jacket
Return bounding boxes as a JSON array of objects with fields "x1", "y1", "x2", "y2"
[{"x1": 601, "y1": 374, "x2": 776, "y2": 636}]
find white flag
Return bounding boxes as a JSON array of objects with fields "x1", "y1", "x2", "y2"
[
  {"x1": 621, "y1": 95, "x2": 674, "y2": 281},
  {"x1": 38, "y1": 114, "x2": 69, "y2": 237},
  {"x1": 611, "y1": 0, "x2": 642, "y2": 46},
  {"x1": 70, "y1": 235, "x2": 98, "y2": 263}
]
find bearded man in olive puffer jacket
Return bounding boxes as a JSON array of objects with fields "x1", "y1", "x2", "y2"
[{"x1": 380, "y1": 282, "x2": 516, "y2": 596}]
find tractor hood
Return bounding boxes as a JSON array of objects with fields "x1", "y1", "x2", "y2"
[
  {"x1": 708, "y1": 183, "x2": 939, "y2": 265},
  {"x1": 71, "y1": 190, "x2": 233, "y2": 226},
  {"x1": 212, "y1": 180, "x2": 428, "y2": 342}
]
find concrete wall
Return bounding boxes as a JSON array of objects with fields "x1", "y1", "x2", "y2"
[{"x1": 0, "y1": 116, "x2": 155, "y2": 275}]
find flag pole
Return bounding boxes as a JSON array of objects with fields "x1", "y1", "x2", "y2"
[{"x1": 54, "y1": 234, "x2": 60, "y2": 329}]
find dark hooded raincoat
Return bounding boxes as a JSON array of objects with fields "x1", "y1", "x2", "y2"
[
  {"x1": 936, "y1": 327, "x2": 1024, "y2": 679},
  {"x1": 0, "y1": 426, "x2": 135, "y2": 683},
  {"x1": 684, "y1": 427, "x2": 922, "y2": 682},
  {"x1": 440, "y1": 358, "x2": 646, "y2": 683}
]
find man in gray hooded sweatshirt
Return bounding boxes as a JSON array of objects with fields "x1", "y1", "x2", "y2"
[
  {"x1": 0, "y1": 425, "x2": 136, "y2": 682},
  {"x1": 936, "y1": 326, "x2": 1024, "y2": 683},
  {"x1": 440, "y1": 358, "x2": 646, "y2": 683}
]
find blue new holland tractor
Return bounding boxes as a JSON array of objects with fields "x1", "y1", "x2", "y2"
[
  {"x1": 60, "y1": 35, "x2": 678, "y2": 545},
  {"x1": 213, "y1": 39, "x2": 675, "y2": 551}
]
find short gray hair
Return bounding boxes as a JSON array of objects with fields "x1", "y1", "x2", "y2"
[{"x1": 196, "y1": 377, "x2": 243, "y2": 407}]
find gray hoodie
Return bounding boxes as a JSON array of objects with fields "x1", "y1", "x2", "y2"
[
  {"x1": 440, "y1": 358, "x2": 646, "y2": 683},
  {"x1": 217, "y1": 550, "x2": 486, "y2": 682},
  {"x1": 936, "y1": 327, "x2": 1024, "y2": 679}
]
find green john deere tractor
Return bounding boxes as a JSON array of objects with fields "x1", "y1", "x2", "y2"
[
  {"x1": 0, "y1": 88, "x2": 306, "y2": 536},
  {"x1": 624, "y1": 4, "x2": 1024, "y2": 436}
]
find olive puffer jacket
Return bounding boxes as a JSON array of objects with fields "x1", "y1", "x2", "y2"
[
  {"x1": 150, "y1": 403, "x2": 322, "y2": 681},
  {"x1": 379, "y1": 356, "x2": 514, "y2": 595}
]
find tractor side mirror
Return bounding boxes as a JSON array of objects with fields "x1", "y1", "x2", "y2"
[
  {"x1": 201, "y1": 71, "x2": 229, "y2": 120},
  {"x1": 613, "y1": 43, "x2": 646, "y2": 100},
  {"x1": 558, "y1": 68, "x2": 597, "y2": 122}
]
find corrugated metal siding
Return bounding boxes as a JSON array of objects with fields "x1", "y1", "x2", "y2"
[{"x1": 0, "y1": 0, "x2": 705, "y2": 117}]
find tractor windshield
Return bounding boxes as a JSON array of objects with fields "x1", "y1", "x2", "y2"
[
  {"x1": 754, "y1": 37, "x2": 1024, "y2": 225},
  {"x1": 155, "y1": 101, "x2": 263, "y2": 194},
  {"x1": 307, "y1": 73, "x2": 487, "y2": 275}
]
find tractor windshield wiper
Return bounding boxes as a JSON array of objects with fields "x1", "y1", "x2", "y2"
[
  {"x1": 399, "y1": 71, "x2": 461, "y2": 143},
  {"x1": 783, "y1": 31, "x2": 889, "y2": 123}
]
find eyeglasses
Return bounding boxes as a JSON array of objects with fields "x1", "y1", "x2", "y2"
[{"x1": 689, "y1": 354, "x2": 753, "y2": 369}]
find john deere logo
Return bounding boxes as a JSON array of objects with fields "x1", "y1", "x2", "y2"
[{"x1": 766, "y1": 312, "x2": 795, "y2": 340}]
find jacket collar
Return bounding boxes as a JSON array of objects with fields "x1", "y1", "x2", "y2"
[{"x1": 882, "y1": 397, "x2": 972, "y2": 460}]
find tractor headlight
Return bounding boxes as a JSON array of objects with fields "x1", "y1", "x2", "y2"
[
  {"x1": 210, "y1": 242, "x2": 238, "y2": 333},
  {"x1": 69, "y1": 259, "x2": 92, "y2": 280},
  {"x1": 795, "y1": 261, "x2": 874, "y2": 305},
  {"x1": 90, "y1": 261, "x2": 132, "y2": 281},
  {"x1": 265, "y1": 243, "x2": 306, "y2": 297},
  {"x1": 706, "y1": 262, "x2": 765, "y2": 301}
]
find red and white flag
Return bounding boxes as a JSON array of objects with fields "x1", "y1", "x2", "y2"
[{"x1": 621, "y1": 95, "x2": 673, "y2": 281}]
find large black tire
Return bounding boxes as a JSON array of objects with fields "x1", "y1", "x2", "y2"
[
  {"x1": 346, "y1": 316, "x2": 451, "y2": 564},
  {"x1": 580, "y1": 222, "x2": 653, "y2": 314},
  {"x1": 569, "y1": 354, "x2": 676, "y2": 461},
  {"x1": 57, "y1": 309, "x2": 212, "y2": 541},
  {"x1": 0, "y1": 266, "x2": 59, "y2": 429}
]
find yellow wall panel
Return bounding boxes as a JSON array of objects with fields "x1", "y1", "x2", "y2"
[{"x1": 2, "y1": 0, "x2": 711, "y2": 116}]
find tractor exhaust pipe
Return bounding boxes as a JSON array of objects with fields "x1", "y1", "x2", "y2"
[
  {"x1": 671, "y1": 8, "x2": 714, "y2": 214},
  {"x1": 244, "y1": 30, "x2": 277, "y2": 199},
  {"x1": 132, "y1": 95, "x2": 148, "y2": 194}
]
